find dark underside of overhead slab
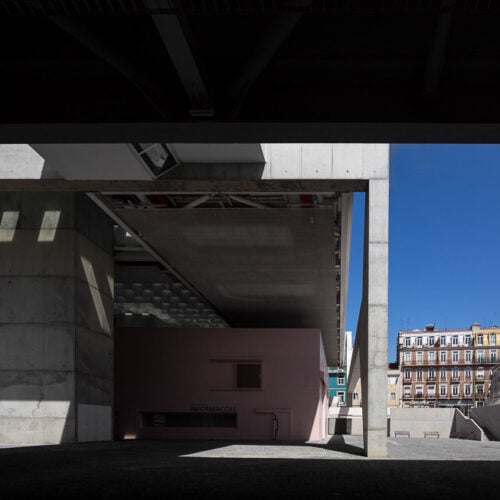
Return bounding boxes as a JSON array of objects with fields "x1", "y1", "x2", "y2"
[
  {"x1": 113, "y1": 206, "x2": 342, "y2": 365},
  {"x1": 2, "y1": 7, "x2": 500, "y2": 142}
]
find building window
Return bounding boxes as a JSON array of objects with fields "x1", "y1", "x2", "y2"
[
  {"x1": 465, "y1": 384, "x2": 471, "y2": 396},
  {"x1": 465, "y1": 334, "x2": 471, "y2": 345},
  {"x1": 465, "y1": 366, "x2": 471, "y2": 379},
  {"x1": 452, "y1": 385, "x2": 459, "y2": 396},
  {"x1": 235, "y1": 362, "x2": 262, "y2": 389},
  {"x1": 491, "y1": 350, "x2": 497, "y2": 363},
  {"x1": 405, "y1": 337, "x2": 411, "y2": 347},
  {"x1": 337, "y1": 391, "x2": 345, "y2": 404},
  {"x1": 417, "y1": 368, "x2": 422, "y2": 380},
  {"x1": 440, "y1": 335, "x2": 446, "y2": 345},
  {"x1": 404, "y1": 387, "x2": 411, "y2": 397},
  {"x1": 465, "y1": 350, "x2": 472, "y2": 362},
  {"x1": 440, "y1": 368, "x2": 447, "y2": 380},
  {"x1": 417, "y1": 351, "x2": 423, "y2": 363},
  {"x1": 452, "y1": 367, "x2": 459, "y2": 379},
  {"x1": 476, "y1": 384, "x2": 484, "y2": 394},
  {"x1": 440, "y1": 385, "x2": 447, "y2": 396},
  {"x1": 428, "y1": 336, "x2": 435, "y2": 346},
  {"x1": 452, "y1": 335, "x2": 458, "y2": 346},
  {"x1": 353, "y1": 392, "x2": 359, "y2": 400},
  {"x1": 416, "y1": 336, "x2": 423, "y2": 346},
  {"x1": 477, "y1": 367, "x2": 484, "y2": 379},
  {"x1": 404, "y1": 352, "x2": 411, "y2": 363},
  {"x1": 389, "y1": 376, "x2": 398, "y2": 384},
  {"x1": 477, "y1": 351, "x2": 484, "y2": 363},
  {"x1": 415, "y1": 385, "x2": 423, "y2": 397},
  {"x1": 477, "y1": 334, "x2": 483, "y2": 345},
  {"x1": 390, "y1": 392, "x2": 396, "y2": 400},
  {"x1": 452, "y1": 351, "x2": 459, "y2": 362},
  {"x1": 429, "y1": 351, "x2": 435, "y2": 362},
  {"x1": 404, "y1": 369, "x2": 411, "y2": 379},
  {"x1": 489, "y1": 333, "x2": 496, "y2": 345},
  {"x1": 428, "y1": 368, "x2": 435, "y2": 379},
  {"x1": 440, "y1": 351, "x2": 447, "y2": 362},
  {"x1": 428, "y1": 385, "x2": 436, "y2": 395}
]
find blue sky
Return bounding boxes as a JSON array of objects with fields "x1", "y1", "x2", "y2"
[{"x1": 345, "y1": 144, "x2": 500, "y2": 362}]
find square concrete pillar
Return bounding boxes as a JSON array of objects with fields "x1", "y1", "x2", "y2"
[
  {"x1": 359, "y1": 178, "x2": 389, "y2": 457},
  {"x1": 0, "y1": 193, "x2": 114, "y2": 444}
]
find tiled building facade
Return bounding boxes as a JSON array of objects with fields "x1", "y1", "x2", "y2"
[{"x1": 398, "y1": 323, "x2": 500, "y2": 411}]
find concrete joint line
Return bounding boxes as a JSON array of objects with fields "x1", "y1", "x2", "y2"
[{"x1": 74, "y1": 370, "x2": 113, "y2": 382}]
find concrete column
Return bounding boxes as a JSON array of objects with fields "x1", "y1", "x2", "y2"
[
  {"x1": 0, "y1": 193, "x2": 113, "y2": 445},
  {"x1": 360, "y1": 177, "x2": 389, "y2": 457}
]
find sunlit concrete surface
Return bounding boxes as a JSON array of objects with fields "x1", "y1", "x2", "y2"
[
  {"x1": 0, "y1": 438, "x2": 499, "y2": 498},
  {"x1": 180, "y1": 436, "x2": 500, "y2": 461}
]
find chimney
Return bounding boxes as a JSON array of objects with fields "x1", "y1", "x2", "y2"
[
  {"x1": 471, "y1": 322, "x2": 480, "y2": 331},
  {"x1": 425, "y1": 324, "x2": 434, "y2": 332}
]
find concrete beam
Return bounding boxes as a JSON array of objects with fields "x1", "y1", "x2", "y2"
[
  {"x1": 50, "y1": 17, "x2": 169, "y2": 119},
  {"x1": 422, "y1": 4, "x2": 454, "y2": 99},
  {"x1": 3, "y1": 122, "x2": 500, "y2": 144},
  {"x1": 152, "y1": 14, "x2": 213, "y2": 117},
  {"x1": 0, "y1": 179, "x2": 367, "y2": 193},
  {"x1": 226, "y1": 13, "x2": 302, "y2": 118}
]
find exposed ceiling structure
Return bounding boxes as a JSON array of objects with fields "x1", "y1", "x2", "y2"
[
  {"x1": 113, "y1": 225, "x2": 228, "y2": 328},
  {"x1": 105, "y1": 192, "x2": 345, "y2": 366},
  {"x1": 2, "y1": 3, "x2": 500, "y2": 142}
]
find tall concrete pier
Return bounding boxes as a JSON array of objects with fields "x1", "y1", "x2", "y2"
[{"x1": 0, "y1": 193, "x2": 114, "y2": 444}]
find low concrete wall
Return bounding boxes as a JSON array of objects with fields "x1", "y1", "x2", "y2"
[
  {"x1": 389, "y1": 408, "x2": 455, "y2": 439},
  {"x1": 328, "y1": 407, "x2": 377, "y2": 436},
  {"x1": 471, "y1": 405, "x2": 500, "y2": 441},
  {"x1": 454, "y1": 409, "x2": 485, "y2": 441}
]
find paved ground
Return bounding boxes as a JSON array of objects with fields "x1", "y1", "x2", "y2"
[{"x1": 1, "y1": 437, "x2": 499, "y2": 498}]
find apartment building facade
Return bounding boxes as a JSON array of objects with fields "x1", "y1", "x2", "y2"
[
  {"x1": 398, "y1": 323, "x2": 500, "y2": 411},
  {"x1": 347, "y1": 363, "x2": 401, "y2": 409},
  {"x1": 328, "y1": 367, "x2": 347, "y2": 405}
]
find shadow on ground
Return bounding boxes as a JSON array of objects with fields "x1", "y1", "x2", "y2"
[{"x1": 0, "y1": 439, "x2": 498, "y2": 499}]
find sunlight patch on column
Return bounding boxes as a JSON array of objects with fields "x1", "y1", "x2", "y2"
[
  {"x1": 37, "y1": 210, "x2": 61, "y2": 242},
  {"x1": 81, "y1": 255, "x2": 111, "y2": 334},
  {"x1": 0, "y1": 211, "x2": 19, "y2": 242}
]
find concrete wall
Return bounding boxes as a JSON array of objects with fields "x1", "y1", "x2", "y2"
[
  {"x1": 389, "y1": 408, "x2": 455, "y2": 439},
  {"x1": 454, "y1": 409, "x2": 486, "y2": 441},
  {"x1": 0, "y1": 193, "x2": 113, "y2": 445},
  {"x1": 262, "y1": 144, "x2": 388, "y2": 180},
  {"x1": 115, "y1": 328, "x2": 328, "y2": 441},
  {"x1": 470, "y1": 405, "x2": 500, "y2": 441}
]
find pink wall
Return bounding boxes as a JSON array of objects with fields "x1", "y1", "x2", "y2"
[{"x1": 115, "y1": 328, "x2": 328, "y2": 441}]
